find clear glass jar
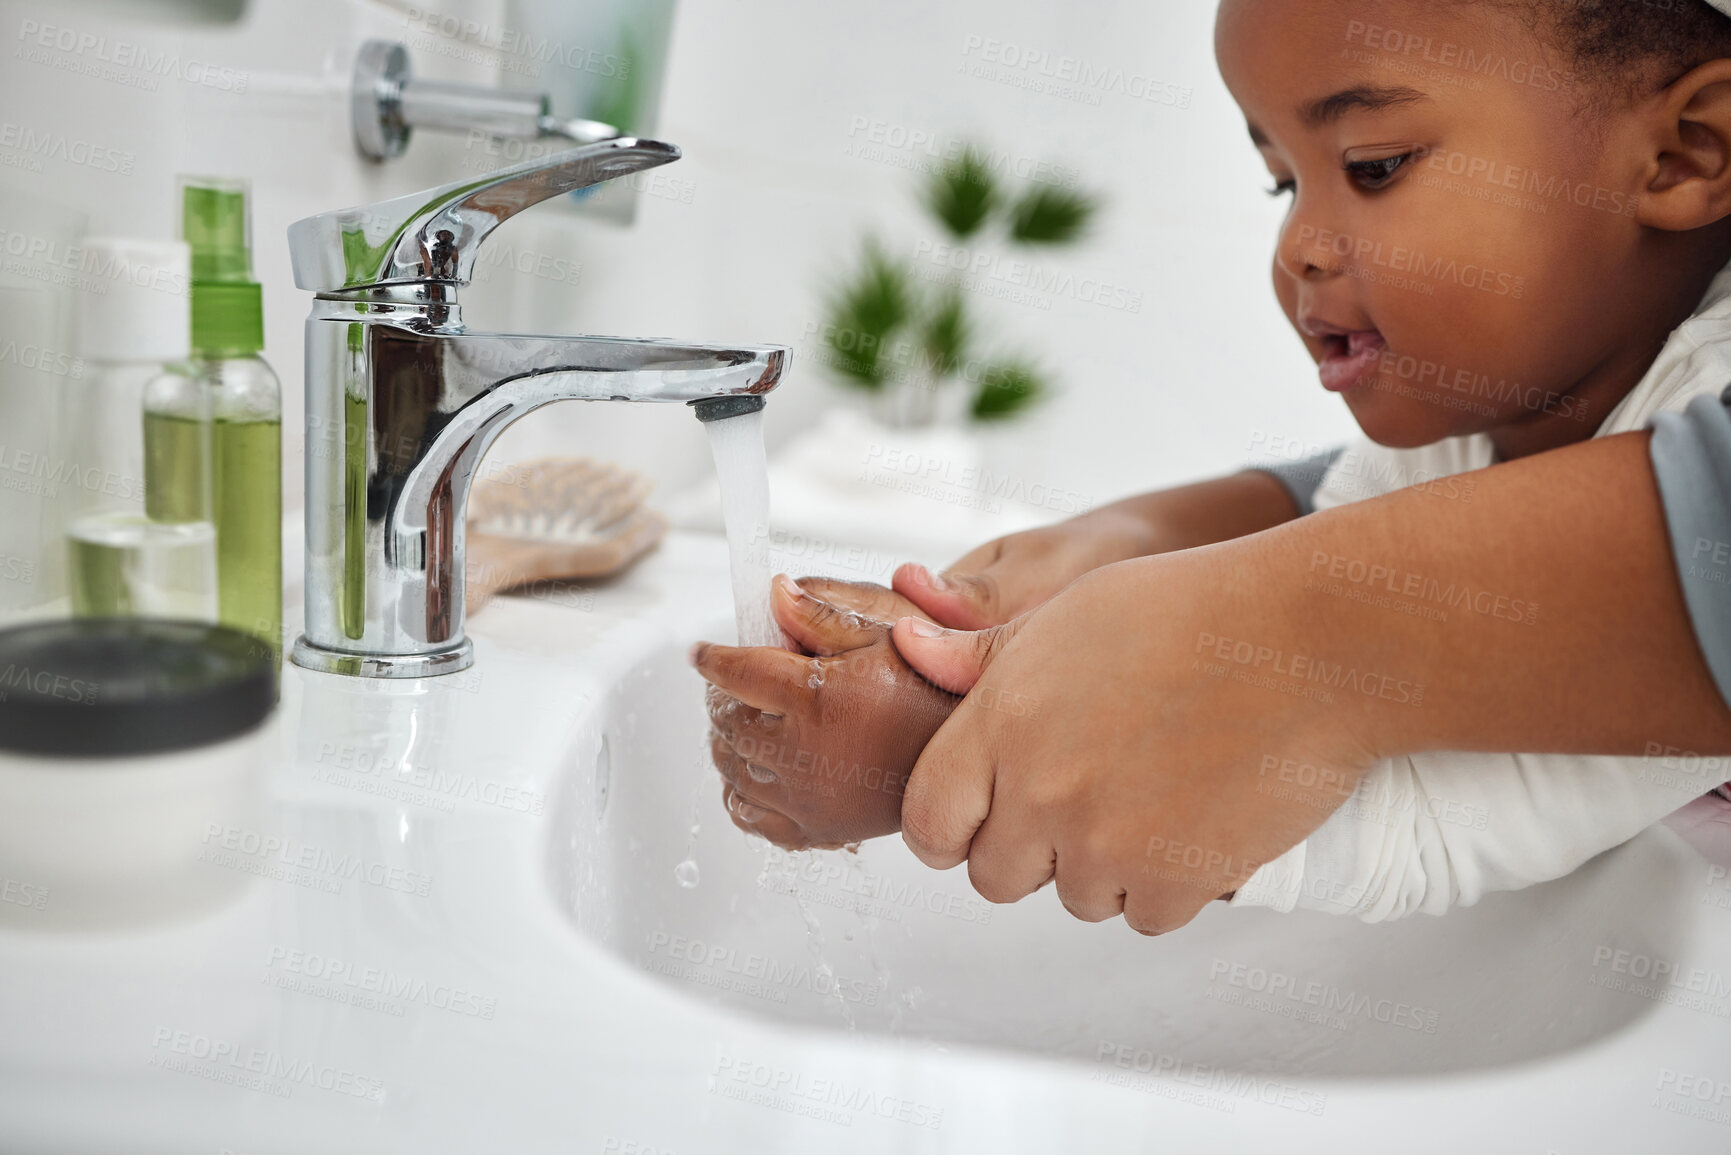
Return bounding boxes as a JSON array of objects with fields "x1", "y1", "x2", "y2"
[{"x1": 61, "y1": 358, "x2": 218, "y2": 621}]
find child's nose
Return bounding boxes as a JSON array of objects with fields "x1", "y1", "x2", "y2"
[{"x1": 1274, "y1": 208, "x2": 1343, "y2": 283}]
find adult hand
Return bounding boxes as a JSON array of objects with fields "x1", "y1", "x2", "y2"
[{"x1": 890, "y1": 549, "x2": 1379, "y2": 934}]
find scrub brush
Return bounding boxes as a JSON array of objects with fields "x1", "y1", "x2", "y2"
[{"x1": 464, "y1": 457, "x2": 667, "y2": 616}]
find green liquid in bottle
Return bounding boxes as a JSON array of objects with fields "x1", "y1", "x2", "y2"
[
  {"x1": 143, "y1": 409, "x2": 208, "y2": 523},
  {"x1": 147, "y1": 409, "x2": 283, "y2": 659},
  {"x1": 213, "y1": 416, "x2": 282, "y2": 663}
]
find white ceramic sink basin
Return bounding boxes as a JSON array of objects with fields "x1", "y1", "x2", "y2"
[{"x1": 549, "y1": 624, "x2": 1699, "y2": 1079}]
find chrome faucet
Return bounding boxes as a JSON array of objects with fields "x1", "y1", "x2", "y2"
[{"x1": 285, "y1": 137, "x2": 786, "y2": 678}]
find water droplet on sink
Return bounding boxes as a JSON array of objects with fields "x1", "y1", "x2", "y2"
[
  {"x1": 674, "y1": 859, "x2": 701, "y2": 888},
  {"x1": 594, "y1": 735, "x2": 612, "y2": 822}
]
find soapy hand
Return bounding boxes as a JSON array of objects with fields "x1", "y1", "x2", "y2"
[{"x1": 692, "y1": 576, "x2": 958, "y2": 851}]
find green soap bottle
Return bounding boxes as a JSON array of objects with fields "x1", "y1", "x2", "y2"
[{"x1": 180, "y1": 176, "x2": 282, "y2": 670}]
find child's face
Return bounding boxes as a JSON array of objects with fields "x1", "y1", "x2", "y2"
[{"x1": 1216, "y1": 0, "x2": 1650, "y2": 449}]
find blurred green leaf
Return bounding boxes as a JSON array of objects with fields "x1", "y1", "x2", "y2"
[
  {"x1": 822, "y1": 239, "x2": 916, "y2": 391},
  {"x1": 926, "y1": 148, "x2": 1000, "y2": 239},
  {"x1": 1008, "y1": 184, "x2": 1096, "y2": 245},
  {"x1": 971, "y1": 360, "x2": 1046, "y2": 420},
  {"x1": 920, "y1": 288, "x2": 971, "y2": 378}
]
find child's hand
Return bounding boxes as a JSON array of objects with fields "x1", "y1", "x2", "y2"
[
  {"x1": 692, "y1": 575, "x2": 958, "y2": 850},
  {"x1": 892, "y1": 509, "x2": 1158, "y2": 630}
]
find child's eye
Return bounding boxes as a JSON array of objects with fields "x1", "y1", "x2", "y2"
[
  {"x1": 1345, "y1": 153, "x2": 1413, "y2": 191},
  {"x1": 1266, "y1": 178, "x2": 1295, "y2": 199}
]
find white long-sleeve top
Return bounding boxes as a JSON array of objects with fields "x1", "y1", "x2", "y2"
[{"x1": 1231, "y1": 256, "x2": 1731, "y2": 921}]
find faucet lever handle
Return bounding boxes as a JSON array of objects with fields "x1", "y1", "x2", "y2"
[{"x1": 287, "y1": 136, "x2": 679, "y2": 293}]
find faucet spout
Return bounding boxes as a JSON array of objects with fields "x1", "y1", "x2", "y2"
[{"x1": 286, "y1": 137, "x2": 787, "y2": 678}]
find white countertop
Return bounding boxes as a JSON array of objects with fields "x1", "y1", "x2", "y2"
[{"x1": 1, "y1": 531, "x2": 1729, "y2": 1154}]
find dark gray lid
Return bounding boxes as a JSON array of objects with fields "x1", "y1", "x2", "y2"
[{"x1": 0, "y1": 618, "x2": 275, "y2": 756}]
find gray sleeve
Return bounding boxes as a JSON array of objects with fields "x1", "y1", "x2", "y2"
[
  {"x1": 1245, "y1": 446, "x2": 1346, "y2": 517},
  {"x1": 1649, "y1": 387, "x2": 1731, "y2": 710}
]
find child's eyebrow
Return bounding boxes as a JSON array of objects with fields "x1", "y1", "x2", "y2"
[
  {"x1": 1246, "y1": 84, "x2": 1430, "y2": 147},
  {"x1": 1300, "y1": 84, "x2": 1429, "y2": 127}
]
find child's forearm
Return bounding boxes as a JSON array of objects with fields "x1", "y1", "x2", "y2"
[
  {"x1": 1084, "y1": 469, "x2": 1302, "y2": 556},
  {"x1": 896, "y1": 470, "x2": 1304, "y2": 628}
]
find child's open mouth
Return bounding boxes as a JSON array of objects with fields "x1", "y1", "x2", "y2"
[{"x1": 1318, "y1": 330, "x2": 1387, "y2": 393}]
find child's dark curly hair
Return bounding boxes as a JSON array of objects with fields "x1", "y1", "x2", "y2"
[{"x1": 1528, "y1": 0, "x2": 1731, "y2": 91}]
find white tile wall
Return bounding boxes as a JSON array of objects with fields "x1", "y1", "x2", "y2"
[{"x1": 0, "y1": 0, "x2": 1358, "y2": 602}]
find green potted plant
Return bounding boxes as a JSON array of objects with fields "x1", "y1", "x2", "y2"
[{"x1": 821, "y1": 146, "x2": 1096, "y2": 429}]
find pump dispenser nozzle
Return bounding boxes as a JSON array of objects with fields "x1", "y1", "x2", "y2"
[{"x1": 180, "y1": 176, "x2": 263, "y2": 358}]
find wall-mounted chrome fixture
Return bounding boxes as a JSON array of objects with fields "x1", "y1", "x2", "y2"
[{"x1": 351, "y1": 39, "x2": 620, "y2": 162}]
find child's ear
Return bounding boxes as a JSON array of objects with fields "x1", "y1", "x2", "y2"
[{"x1": 1636, "y1": 58, "x2": 1731, "y2": 232}]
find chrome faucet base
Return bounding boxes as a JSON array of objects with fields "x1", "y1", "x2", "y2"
[
  {"x1": 291, "y1": 635, "x2": 474, "y2": 679},
  {"x1": 286, "y1": 134, "x2": 786, "y2": 679}
]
